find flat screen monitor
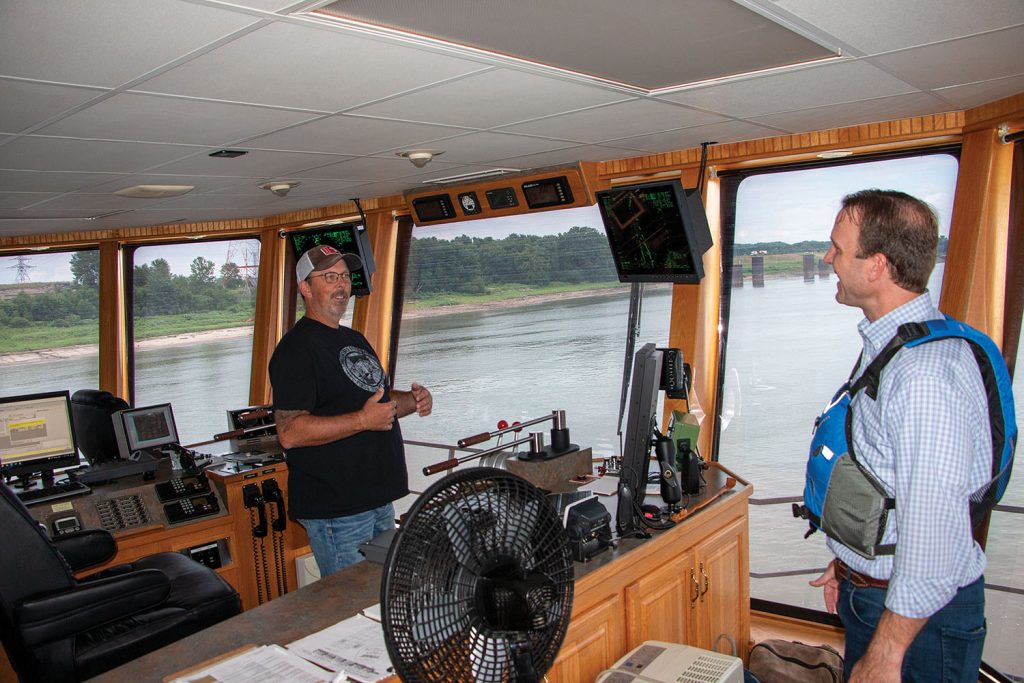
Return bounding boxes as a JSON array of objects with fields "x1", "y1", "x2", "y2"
[
  {"x1": 287, "y1": 222, "x2": 375, "y2": 296},
  {"x1": 617, "y1": 343, "x2": 663, "y2": 529},
  {"x1": 596, "y1": 180, "x2": 711, "y2": 284},
  {"x1": 0, "y1": 390, "x2": 80, "y2": 480},
  {"x1": 112, "y1": 403, "x2": 178, "y2": 458}
]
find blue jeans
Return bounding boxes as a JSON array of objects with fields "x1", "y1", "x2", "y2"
[
  {"x1": 298, "y1": 503, "x2": 395, "y2": 577},
  {"x1": 838, "y1": 574, "x2": 986, "y2": 683}
]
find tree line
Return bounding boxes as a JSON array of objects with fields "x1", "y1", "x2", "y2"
[
  {"x1": 1, "y1": 251, "x2": 254, "y2": 328},
  {"x1": 405, "y1": 226, "x2": 619, "y2": 296}
]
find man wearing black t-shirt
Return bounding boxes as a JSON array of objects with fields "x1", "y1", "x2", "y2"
[{"x1": 269, "y1": 245, "x2": 433, "y2": 576}]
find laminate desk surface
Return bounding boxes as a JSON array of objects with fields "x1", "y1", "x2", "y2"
[
  {"x1": 88, "y1": 468, "x2": 747, "y2": 682},
  {"x1": 87, "y1": 560, "x2": 383, "y2": 683}
]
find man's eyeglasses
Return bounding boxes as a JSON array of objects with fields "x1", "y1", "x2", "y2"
[{"x1": 308, "y1": 271, "x2": 351, "y2": 284}]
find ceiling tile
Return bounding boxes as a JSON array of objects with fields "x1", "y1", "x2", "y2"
[
  {"x1": 0, "y1": 80, "x2": 108, "y2": 133},
  {"x1": 291, "y1": 155, "x2": 440, "y2": 181},
  {"x1": 36, "y1": 93, "x2": 320, "y2": 145},
  {"x1": 605, "y1": 120, "x2": 786, "y2": 153},
  {"x1": 318, "y1": 0, "x2": 834, "y2": 90},
  {"x1": 0, "y1": 170, "x2": 126, "y2": 193},
  {"x1": 26, "y1": 193, "x2": 179, "y2": 211},
  {"x1": 0, "y1": 137, "x2": 199, "y2": 173},
  {"x1": 421, "y1": 132, "x2": 577, "y2": 164},
  {"x1": 0, "y1": 0, "x2": 262, "y2": 86},
  {"x1": 933, "y1": 74, "x2": 1024, "y2": 111},
  {"x1": 498, "y1": 100, "x2": 726, "y2": 144},
  {"x1": 490, "y1": 144, "x2": 644, "y2": 171},
  {"x1": 772, "y1": 0, "x2": 1024, "y2": 53},
  {"x1": 350, "y1": 69, "x2": 630, "y2": 129},
  {"x1": 84, "y1": 174, "x2": 243, "y2": 195},
  {"x1": 659, "y1": 59, "x2": 917, "y2": 118},
  {"x1": 145, "y1": 148, "x2": 353, "y2": 177},
  {"x1": 0, "y1": 193, "x2": 61, "y2": 210},
  {"x1": 871, "y1": 27, "x2": 1024, "y2": 90},
  {"x1": 751, "y1": 92, "x2": 947, "y2": 133},
  {"x1": 207, "y1": 178, "x2": 364, "y2": 197},
  {"x1": 136, "y1": 21, "x2": 490, "y2": 112},
  {"x1": 243, "y1": 115, "x2": 471, "y2": 155}
]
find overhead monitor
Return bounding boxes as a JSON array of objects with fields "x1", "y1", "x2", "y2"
[
  {"x1": 287, "y1": 222, "x2": 376, "y2": 296},
  {"x1": 596, "y1": 180, "x2": 711, "y2": 284},
  {"x1": 112, "y1": 403, "x2": 179, "y2": 459},
  {"x1": 0, "y1": 390, "x2": 80, "y2": 481}
]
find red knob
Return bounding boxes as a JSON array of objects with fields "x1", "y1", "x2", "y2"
[
  {"x1": 497, "y1": 420, "x2": 509, "y2": 430},
  {"x1": 512, "y1": 421, "x2": 522, "y2": 433}
]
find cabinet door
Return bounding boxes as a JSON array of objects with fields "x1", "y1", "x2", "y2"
[
  {"x1": 624, "y1": 550, "x2": 696, "y2": 649},
  {"x1": 547, "y1": 593, "x2": 625, "y2": 682},
  {"x1": 694, "y1": 515, "x2": 749, "y2": 656}
]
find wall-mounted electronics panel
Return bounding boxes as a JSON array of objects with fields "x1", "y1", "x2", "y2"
[{"x1": 404, "y1": 167, "x2": 590, "y2": 225}]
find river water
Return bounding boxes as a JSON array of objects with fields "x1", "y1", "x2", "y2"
[{"x1": 2, "y1": 272, "x2": 1022, "y2": 675}]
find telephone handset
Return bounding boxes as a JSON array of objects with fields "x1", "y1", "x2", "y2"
[
  {"x1": 242, "y1": 483, "x2": 268, "y2": 538},
  {"x1": 261, "y1": 479, "x2": 287, "y2": 532}
]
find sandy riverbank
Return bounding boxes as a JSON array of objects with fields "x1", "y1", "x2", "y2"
[{"x1": 1, "y1": 286, "x2": 634, "y2": 366}]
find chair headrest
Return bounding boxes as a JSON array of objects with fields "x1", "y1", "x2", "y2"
[{"x1": 70, "y1": 390, "x2": 129, "y2": 464}]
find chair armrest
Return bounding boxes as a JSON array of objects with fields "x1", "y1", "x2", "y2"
[
  {"x1": 52, "y1": 529, "x2": 117, "y2": 571},
  {"x1": 15, "y1": 569, "x2": 170, "y2": 646}
]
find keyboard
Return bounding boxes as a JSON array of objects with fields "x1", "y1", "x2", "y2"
[{"x1": 16, "y1": 480, "x2": 92, "y2": 505}]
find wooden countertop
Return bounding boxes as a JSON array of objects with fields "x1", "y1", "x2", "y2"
[{"x1": 87, "y1": 466, "x2": 749, "y2": 682}]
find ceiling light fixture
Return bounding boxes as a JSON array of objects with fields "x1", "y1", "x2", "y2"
[
  {"x1": 816, "y1": 150, "x2": 853, "y2": 159},
  {"x1": 259, "y1": 180, "x2": 301, "y2": 197},
  {"x1": 114, "y1": 184, "x2": 195, "y2": 199},
  {"x1": 397, "y1": 149, "x2": 444, "y2": 168},
  {"x1": 423, "y1": 168, "x2": 520, "y2": 185}
]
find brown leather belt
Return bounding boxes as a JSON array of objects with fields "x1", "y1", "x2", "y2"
[{"x1": 835, "y1": 559, "x2": 889, "y2": 589}]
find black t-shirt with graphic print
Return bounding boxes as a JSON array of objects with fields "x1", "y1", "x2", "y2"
[{"x1": 269, "y1": 316, "x2": 408, "y2": 519}]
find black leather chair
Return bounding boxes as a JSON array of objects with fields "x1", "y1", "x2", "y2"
[
  {"x1": 70, "y1": 389, "x2": 129, "y2": 464},
  {"x1": 0, "y1": 484, "x2": 242, "y2": 682}
]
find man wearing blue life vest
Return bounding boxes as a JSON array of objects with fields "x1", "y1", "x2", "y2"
[{"x1": 809, "y1": 190, "x2": 992, "y2": 683}]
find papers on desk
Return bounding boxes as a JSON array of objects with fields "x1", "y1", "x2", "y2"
[
  {"x1": 167, "y1": 611, "x2": 392, "y2": 683},
  {"x1": 287, "y1": 611, "x2": 393, "y2": 682},
  {"x1": 168, "y1": 644, "x2": 336, "y2": 683}
]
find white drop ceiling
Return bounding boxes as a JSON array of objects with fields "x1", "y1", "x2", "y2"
[{"x1": 0, "y1": 0, "x2": 1022, "y2": 239}]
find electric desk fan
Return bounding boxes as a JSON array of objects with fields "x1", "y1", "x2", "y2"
[{"x1": 381, "y1": 467, "x2": 574, "y2": 682}]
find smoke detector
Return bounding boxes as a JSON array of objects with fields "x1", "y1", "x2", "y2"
[
  {"x1": 397, "y1": 149, "x2": 444, "y2": 168},
  {"x1": 260, "y1": 181, "x2": 301, "y2": 197}
]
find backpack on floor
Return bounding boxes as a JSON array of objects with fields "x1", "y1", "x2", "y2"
[{"x1": 748, "y1": 639, "x2": 844, "y2": 683}]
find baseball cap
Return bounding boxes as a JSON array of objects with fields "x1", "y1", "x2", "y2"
[{"x1": 296, "y1": 245, "x2": 362, "y2": 283}]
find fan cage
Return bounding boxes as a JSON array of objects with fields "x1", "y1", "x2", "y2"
[{"x1": 382, "y1": 468, "x2": 574, "y2": 682}]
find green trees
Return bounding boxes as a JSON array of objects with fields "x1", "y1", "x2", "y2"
[{"x1": 405, "y1": 226, "x2": 617, "y2": 298}]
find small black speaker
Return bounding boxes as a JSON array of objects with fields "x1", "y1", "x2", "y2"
[{"x1": 676, "y1": 439, "x2": 702, "y2": 494}]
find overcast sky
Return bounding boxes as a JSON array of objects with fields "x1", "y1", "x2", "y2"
[{"x1": 0, "y1": 153, "x2": 959, "y2": 285}]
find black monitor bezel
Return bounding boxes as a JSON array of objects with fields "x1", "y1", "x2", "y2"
[
  {"x1": 596, "y1": 180, "x2": 709, "y2": 284},
  {"x1": 287, "y1": 222, "x2": 373, "y2": 296},
  {"x1": 617, "y1": 344, "x2": 663, "y2": 522},
  {"x1": 0, "y1": 389, "x2": 80, "y2": 480}
]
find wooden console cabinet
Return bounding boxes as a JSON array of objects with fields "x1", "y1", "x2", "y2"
[{"x1": 547, "y1": 478, "x2": 750, "y2": 681}]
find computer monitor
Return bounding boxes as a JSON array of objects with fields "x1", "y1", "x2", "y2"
[
  {"x1": 0, "y1": 390, "x2": 80, "y2": 484},
  {"x1": 596, "y1": 180, "x2": 712, "y2": 284},
  {"x1": 616, "y1": 344, "x2": 663, "y2": 533},
  {"x1": 287, "y1": 222, "x2": 376, "y2": 296},
  {"x1": 112, "y1": 403, "x2": 179, "y2": 459}
]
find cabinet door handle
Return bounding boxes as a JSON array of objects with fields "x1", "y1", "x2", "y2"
[
  {"x1": 700, "y1": 562, "x2": 710, "y2": 603},
  {"x1": 690, "y1": 567, "x2": 700, "y2": 608}
]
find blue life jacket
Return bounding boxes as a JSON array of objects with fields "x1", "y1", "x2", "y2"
[{"x1": 793, "y1": 317, "x2": 1017, "y2": 559}]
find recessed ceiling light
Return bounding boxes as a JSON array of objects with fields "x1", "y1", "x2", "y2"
[
  {"x1": 817, "y1": 150, "x2": 853, "y2": 159},
  {"x1": 114, "y1": 184, "x2": 195, "y2": 198},
  {"x1": 209, "y1": 149, "x2": 248, "y2": 158}
]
